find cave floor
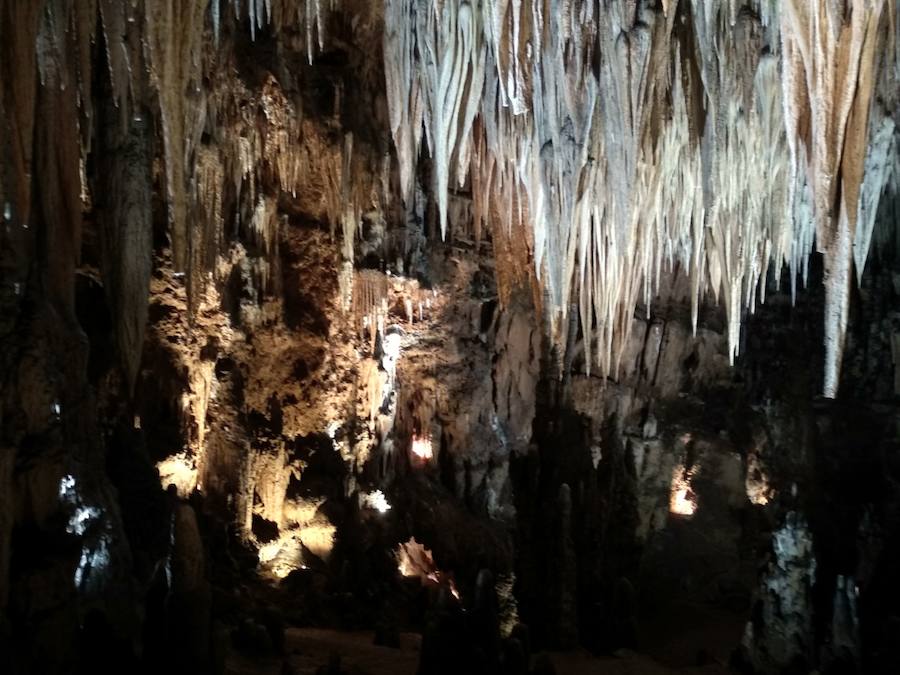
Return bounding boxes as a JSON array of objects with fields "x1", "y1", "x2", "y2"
[
  {"x1": 226, "y1": 628, "x2": 421, "y2": 675},
  {"x1": 225, "y1": 628, "x2": 733, "y2": 675},
  {"x1": 639, "y1": 599, "x2": 747, "y2": 668}
]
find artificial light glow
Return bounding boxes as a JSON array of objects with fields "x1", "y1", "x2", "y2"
[
  {"x1": 59, "y1": 474, "x2": 101, "y2": 535},
  {"x1": 669, "y1": 466, "x2": 698, "y2": 517},
  {"x1": 257, "y1": 539, "x2": 283, "y2": 565},
  {"x1": 258, "y1": 533, "x2": 306, "y2": 580},
  {"x1": 381, "y1": 331, "x2": 403, "y2": 392},
  {"x1": 299, "y1": 523, "x2": 336, "y2": 560},
  {"x1": 156, "y1": 453, "x2": 199, "y2": 496},
  {"x1": 66, "y1": 504, "x2": 101, "y2": 536},
  {"x1": 411, "y1": 434, "x2": 433, "y2": 461},
  {"x1": 746, "y1": 452, "x2": 775, "y2": 506},
  {"x1": 396, "y1": 537, "x2": 460, "y2": 600},
  {"x1": 59, "y1": 474, "x2": 76, "y2": 498},
  {"x1": 361, "y1": 490, "x2": 392, "y2": 514},
  {"x1": 326, "y1": 420, "x2": 340, "y2": 439},
  {"x1": 58, "y1": 474, "x2": 109, "y2": 588}
]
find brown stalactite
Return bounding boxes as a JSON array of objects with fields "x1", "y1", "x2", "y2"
[
  {"x1": 0, "y1": 0, "x2": 42, "y2": 234},
  {"x1": 98, "y1": 107, "x2": 153, "y2": 394},
  {"x1": 144, "y1": 0, "x2": 208, "y2": 275},
  {"x1": 34, "y1": 0, "x2": 87, "y2": 317}
]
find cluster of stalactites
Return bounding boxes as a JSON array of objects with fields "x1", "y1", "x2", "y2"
[
  {"x1": 50, "y1": 0, "x2": 358, "y2": 308},
  {"x1": 213, "y1": 0, "x2": 334, "y2": 60},
  {"x1": 0, "y1": 0, "x2": 388, "y2": 346},
  {"x1": 353, "y1": 269, "x2": 391, "y2": 353},
  {"x1": 779, "y1": 0, "x2": 896, "y2": 396},
  {"x1": 150, "y1": 2, "x2": 345, "y2": 278},
  {"x1": 383, "y1": 0, "x2": 899, "y2": 396}
]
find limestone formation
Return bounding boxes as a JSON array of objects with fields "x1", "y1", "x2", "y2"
[{"x1": 1, "y1": 2, "x2": 899, "y2": 674}]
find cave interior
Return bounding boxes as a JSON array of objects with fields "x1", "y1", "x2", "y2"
[{"x1": 1, "y1": 1, "x2": 900, "y2": 674}]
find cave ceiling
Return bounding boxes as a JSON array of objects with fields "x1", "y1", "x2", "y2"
[{"x1": 0, "y1": 0, "x2": 898, "y2": 396}]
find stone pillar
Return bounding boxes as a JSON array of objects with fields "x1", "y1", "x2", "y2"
[
  {"x1": 473, "y1": 569, "x2": 501, "y2": 669},
  {"x1": 552, "y1": 483, "x2": 578, "y2": 648},
  {"x1": 167, "y1": 501, "x2": 212, "y2": 671},
  {"x1": 741, "y1": 511, "x2": 816, "y2": 672},
  {"x1": 0, "y1": 446, "x2": 12, "y2": 611}
]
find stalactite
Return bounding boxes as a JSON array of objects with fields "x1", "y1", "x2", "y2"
[
  {"x1": 248, "y1": 195, "x2": 281, "y2": 265},
  {"x1": 780, "y1": 0, "x2": 890, "y2": 397},
  {"x1": 232, "y1": 0, "x2": 334, "y2": 62},
  {"x1": 190, "y1": 146, "x2": 226, "y2": 304},
  {"x1": 99, "y1": 0, "x2": 145, "y2": 131},
  {"x1": 352, "y1": 269, "x2": 390, "y2": 350},
  {"x1": 99, "y1": 108, "x2": 153, "y2": 393},
  {"x1": 0, "y1": 0, "x2": 43, "y2": 305},
  {"x1": 35, "y1": 0, "x2": 89, "y2": 313},
  {"x1": 387, "y1": 0, "x2": 486, "y2": 238},
  {"x1": 200, "y1": 66, "x2": 357, "y2": 299},
  {"x1": 144, "y1": 0, "x2": 207, "y2": 274},
  {"x1": 0, "y1": 0, "x2": 896, "y2": 420},
  {"x1": 383, "y1": 0, "x2": 898, "y2": 396},
  {"x1": 853, "y1": 107, "x2": 897, "y2": 281},
  {"x1": 384, "y1": 0, "x2": 422, "y2": 203},
  {"x1": 340, "y1": 133, "x2": 357, "y2": 262}
]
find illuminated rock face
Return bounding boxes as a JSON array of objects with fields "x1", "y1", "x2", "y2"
[
  {"x1": 396, "y1": 536, "x2": 459, "y2": 599},
  {"x1": 668, "y1": 465, "x2": 698, "y2": 517}
]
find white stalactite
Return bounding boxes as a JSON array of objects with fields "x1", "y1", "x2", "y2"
[{"x1": 382, "y1": 0, "x2": 898, "y2": 397}]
